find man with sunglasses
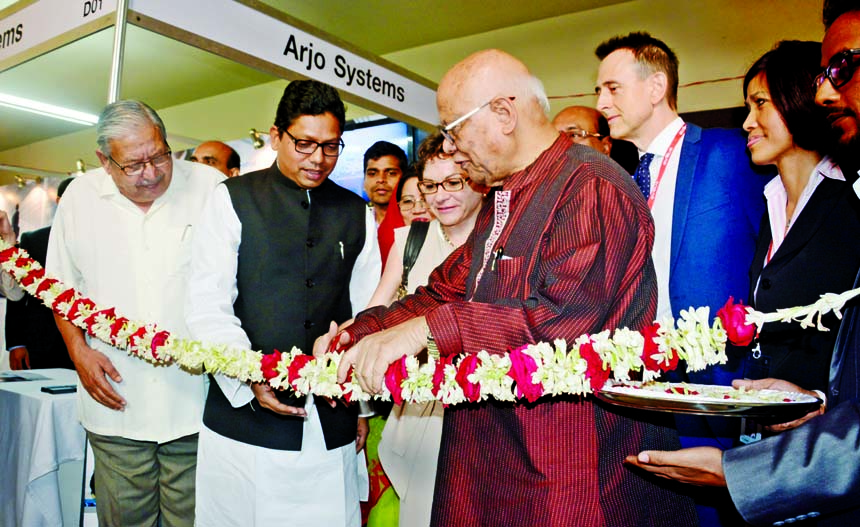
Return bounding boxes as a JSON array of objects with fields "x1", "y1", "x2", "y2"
[
  {"x1": 317, "y1": 49, "x2": 697, "y2": 526},
  {"x1": 45, "y1": 100, "x2": 224, "y2": 526},
  {"x1": 186, "y1": 80, "x2": 375, "y2": 526},
  {"x1": 627, "y1": 4, "x2": 860, "y2": 526}
]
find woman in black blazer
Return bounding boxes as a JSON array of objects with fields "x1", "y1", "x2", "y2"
[{"x1": 742, "y1": 40, "x2": 860, "y2": 392}]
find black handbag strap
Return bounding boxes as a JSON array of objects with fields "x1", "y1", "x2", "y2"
[{"x1": 400, "y1": 220, "x2": 431, "y2": 292}]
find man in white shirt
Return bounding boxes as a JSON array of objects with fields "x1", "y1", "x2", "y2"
[
  {"x1": 47, "y1": 100, "x2": 224, "y2": 527},
  {"x1": 186, "y1": 80, "x2": 376, "y2": 526},
  {"x1": 595, "y1": 32, "x2": 770, "y2": 527}
]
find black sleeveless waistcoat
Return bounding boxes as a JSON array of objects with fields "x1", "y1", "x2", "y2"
[{"x1": 202, "y1": 163, "x2": 365, "y2": 450}]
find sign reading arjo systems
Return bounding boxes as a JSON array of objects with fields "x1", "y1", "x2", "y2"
[{"x1": 133, "y1": 0, "x2": 438, "y2": 127}]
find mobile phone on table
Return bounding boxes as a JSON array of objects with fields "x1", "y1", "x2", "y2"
[{"x1": 41, "y1": 385, "x2": 77, "y2": 394}]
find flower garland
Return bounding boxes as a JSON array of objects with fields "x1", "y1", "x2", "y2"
[{"x1": 3, "y1": 238, "x2": 854, "y2": 405}]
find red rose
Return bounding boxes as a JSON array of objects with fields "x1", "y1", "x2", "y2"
[
  {"x1": 508, "y1": 345, "x2": 543, "y2": 403},
  {"x1": 717, "y1": 296, "x2": 756, "y2": 346},
  {"x1": 52, "y1": 288, "x2": 78, "y2": 311},
  {"x1": 109, "y1": 317, "x2": 129, "y2": 345},
  {"x1": 66, "y1": 298, "x2": 96, "y2": 322},
  {"x1": 260, "y1": 349, "x2": 283, "y2": 381},
  {"x1": 35, "y1": 278, "x2": 59, "y2": 296},
  {"x1": 0, "y1": 246, "x2": 18, "y2": 261},
  {"x1": 287, "y1": 354, "x2": 313, "y2": 390},
  {"x1": 579, "y1": 339, "x2": 611, "y2": 391},
  {"x1": 21, "y1": 268, "x2": 45, "y2": 287},
  {"x1": 640, "y1": 323, "x2": 679, "y2": 373},
  {"x1": 150, "y1": 330, "x2": 169, "y2": 359},
  {"x1": 14, "y1": 257, "x2": 34, "y2": 269},
  {"x1": 385, "y1": 355, "x2": 409, "y2": 405},
  {"x1": 431, "y1": 356, "x2": 451, "y2": 397},
  {"x1": 128, "y1": 326, "x2": 149, "y2": 350},
  {"x1": 455, "y1": 354, "x2": 482, "y2": 403}
]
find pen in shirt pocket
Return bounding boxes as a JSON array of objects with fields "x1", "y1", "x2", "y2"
[
  {"x1": 491, "y1": 247, "x2": 504, "y2": 271},
  {"x1": 339, "y1": 241, "x2": 344, "y2": 260},
  {"x1": 181, "y1": 224, "x2": 192, "y2": 241}
]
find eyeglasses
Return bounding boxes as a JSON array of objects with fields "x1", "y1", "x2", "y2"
[
  {"x1": 814, "y1": 48, "x2": 860, "y2": 90},
  {"x1": 398, "y1": 197, "x2": 427, "y2": 211},
  {"x1": 438, "y1": 96, "x2": 516, "y2": 144},
  {"x1": 418, "y1": 176, "x2": 469, "y2": 194},
  {"x1": 562, "y1": 127, "x2": 603, "y2": 140},
  {"x1": 283, "y1": 129, "x2": 344, "y2": 157},
  {"x1": 109, "y1": 149, "x2": 172, "y2": 177}
]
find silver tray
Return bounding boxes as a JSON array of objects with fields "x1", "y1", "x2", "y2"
[{"x1": 595, "y1": 381, "x2": 822, "y2": 419}]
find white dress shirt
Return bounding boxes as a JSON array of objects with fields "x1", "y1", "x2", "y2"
[
  {"x1": 46, "y1": 160, "x2": 224, "y2": 443},
  {"x1": 641, "y1": 116, "x2": 685, "y2": 321}
]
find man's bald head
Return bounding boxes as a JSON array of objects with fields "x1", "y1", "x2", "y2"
[
  {"x1": 436, "y1": 50, "x2": 558, "y2": 186},
  {"x1": 190, "y1": 140, "x2": 240, "y2": 177},
  {"x1": 552, "y1": 106, "x2": 612, "y2": 155}
]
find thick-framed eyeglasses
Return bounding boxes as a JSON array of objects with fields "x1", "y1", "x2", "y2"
[
  {"x1": 562, "y1": 127, "x2": 603, "y2": 139},
  {"x1": 109, "y1": 149, "x2": 172, "y2": 177},
  {"x1": 418, "y1": 176, "x2": 470, "y2": 194},
  {"x1": 283, "y1": 129, "x2": 344, "y2": 157},
  {"x1": 398, "y1": 197, "x2": 427, "y2": 211},
  {"x1": 814, "y1": 48, "x2": 860, "y2": 90},
  {"x1": 438, "y1": 96, "x2": 516, "y2": 144}
]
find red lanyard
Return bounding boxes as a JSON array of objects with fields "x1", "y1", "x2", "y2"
[{"x1": 647, "y1": 124, "x2": 687, "y2": 209}]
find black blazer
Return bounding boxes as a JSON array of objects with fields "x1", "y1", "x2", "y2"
[
  {"x1": 747, "y1": 176, "x2": 860, "y2": 391},
  {"x1": 4, "y1": 226, "x2": 73, "y2": 369}
]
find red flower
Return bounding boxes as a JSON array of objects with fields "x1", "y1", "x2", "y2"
[
  {"x1": 287, "y1": 354, "x2": 313, "y2": 390},
  {"x1": 67, "y1": 298, "x2": 96, "y2": 322},
  {"x1": 14, "y1": 257, "x2": 34, "y2": 269},
  {"x1": 82, "y1": 307, "x2": 116, "y2": 331},
  {"x1": 508, "y1": 345, "x2": 543, "y2": 403},
  {"x1": 52, "y1": 288, "x2": 78, "y2": 311},
  {"x1": 128, "y1": 326, "x2": 149, "y2": 350},
  {"x1": 35, "y1": 278, "x2": 59, "y2": 296},
  {"x1": 260, "y1": 349, "x2": 283, "y2": 381},
  {"x1": 717, "y1": 296, "x2": 756, "y2": 346},
  {"x1": 431, "y1": 356, "x2": 451, "y2": 397},
  {"x1": 640, "y1": 323, "x2": 678, "y2": 373},
  {"x1": 0, "y1": 246, "x2": 18, "y2": 261},
  {"x1": 455, "y1": 354, "x2": 482, "y2": 403},
  {"x1": 21, "y1": 268, "x2": 45, "y2": 287},
  {"x1": 150, "y1": 330, "x2": 169, "y2": 359},
  {"x1": 109, "y1": 317, "x2": 129, "y2": 345},
  {"x1": 579, "y1": 339, "x2": 611, "y2": 391},
  {"x1": 385, "y1": 355, "x2": 409, "y2": 405}
]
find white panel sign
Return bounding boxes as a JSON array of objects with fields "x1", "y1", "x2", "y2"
[
  {"x1": 130, "y1": 0, "x2": 438, "y2": 125},
  {"x1": 0, "y1": 0, "x2": 117, "y2": 64}
]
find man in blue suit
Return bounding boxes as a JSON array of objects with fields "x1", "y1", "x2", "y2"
[
  {"x1": 626, "y1": 5, "x2": 860, "y2": 525},
  {"x1": 595, "y1": 32, "x2": 769, "y2": 526}
]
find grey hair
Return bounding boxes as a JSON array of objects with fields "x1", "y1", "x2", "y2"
[
  {"x1": 527, "y1": 75, "x2": 551, "y2": 117},
  {"x1": 96, "y1": 100, "x2": 167, "y2": 156}
]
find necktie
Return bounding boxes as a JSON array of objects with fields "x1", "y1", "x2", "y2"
[{"x1": 634, "y1": 152, "x2": 654, "y2": 199}]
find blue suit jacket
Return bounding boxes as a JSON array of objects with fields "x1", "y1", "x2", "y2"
[{"x1": 666, "y1": 124, "x2": 769, "y2": 414}]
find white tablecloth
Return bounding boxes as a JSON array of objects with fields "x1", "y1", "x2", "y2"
[{"x1": 0, "y1": 368, "x2": 85, "y2": 526}]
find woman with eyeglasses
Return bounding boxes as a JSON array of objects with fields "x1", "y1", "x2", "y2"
[
  {"x1": 741, "y1": 40, "x2": 860, "y2": 404},
  {"x1": 363, "y1": 133, "x2": 485, "y2": 527},
  {"x1": 394, "y1": 169, "x2": 433, "y2": 226}
]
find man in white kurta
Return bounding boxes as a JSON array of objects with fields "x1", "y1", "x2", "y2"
[
  {"x1": 186, "y1": 80, "x2": 378, "y2": 527},
  {"x1": 47, "y1": 100, "x2": 224, "y2": 527}
]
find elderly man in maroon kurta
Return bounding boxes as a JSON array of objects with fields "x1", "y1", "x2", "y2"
[{"x1": 317, "y1": 50, "x2": 697, "y2": 526}]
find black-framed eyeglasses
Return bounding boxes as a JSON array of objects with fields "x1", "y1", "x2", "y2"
[
  {"x1": 438, "y1": 96, "x2": 516, "y2": 144},
  {"x1": 109, "y1": 149, "x2": 172, "y2": 177},
  {"x1": 418, "y1": 176, "x2": 470, "y2": 194},
  {"x1": 562, "y1": 127, "x2": 603, "y2": 140},
  {"x1": 283, "y1": 129, "x2": 344, "y2": 157},
  {"x1": 398, "y1": 197, "x2": 428, "y2": 211},
  {"x1": 815, "y1": 48, "x2": 860, "y2": 90}
]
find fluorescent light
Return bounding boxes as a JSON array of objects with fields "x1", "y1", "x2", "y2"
[{"x1": 0, "y1": 92, "x2": 98, "y2": 126}]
